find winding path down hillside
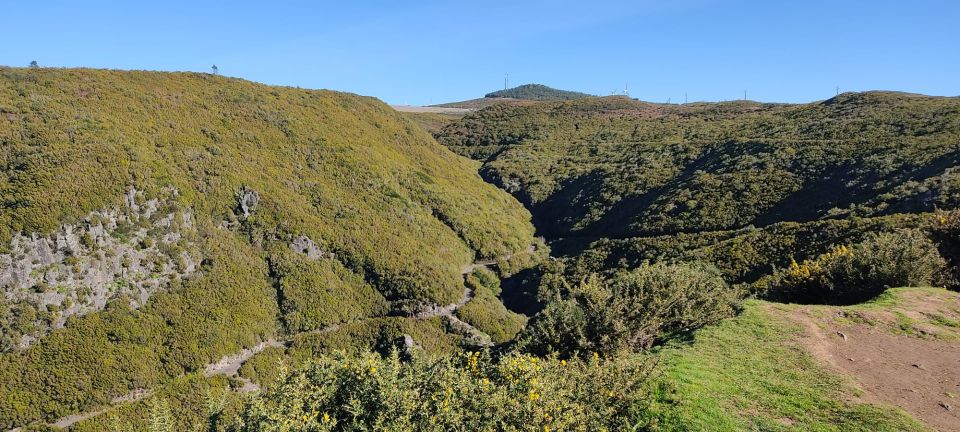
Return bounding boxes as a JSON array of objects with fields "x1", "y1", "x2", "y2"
[{"x1": 42, "y1": 254, "x2": 516, "y2": 430}]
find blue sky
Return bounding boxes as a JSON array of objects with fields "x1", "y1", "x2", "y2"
[{"x1": 2, "y1": 1, "x2": 957, "y2": 105}]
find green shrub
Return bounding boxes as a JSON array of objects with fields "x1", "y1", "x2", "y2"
[
  {"x1": 235, "y1": 350, "x2": 657, "y2": 431},
  {"x1": 519, "y1": 263, "x2": 740, "y2": 356},
  {"x1": 71, "y1": 374, "x2": 242, "y2": 432},
  {"x1": 455, "y1": 268, "x2": 527, "y2": 344},
  {"x1": 270, "y1": 251, "x2": 389, "y2": 333},
  {"x1": 764, "y1": 229, "x2": 948, "y2": 304}
]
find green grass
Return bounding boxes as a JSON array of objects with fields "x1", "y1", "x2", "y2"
[{"x1": 651, "y1": 301, "x2": 931, "y2": 431}]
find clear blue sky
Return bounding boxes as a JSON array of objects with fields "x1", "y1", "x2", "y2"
[{"x1": 3, "y1": 1, "x2": 957, "y2": 105}]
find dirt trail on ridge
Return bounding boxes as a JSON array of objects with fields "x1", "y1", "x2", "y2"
[{"x1": 783, "y1": 289, "x2": 960, "y2": 431}]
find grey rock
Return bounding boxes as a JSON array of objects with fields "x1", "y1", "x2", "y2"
[
  {"x1": 238, "y1": 186, "x2": 260, "y2": 218},
  {"x1": 290, "y1": 235, "x2": 325, "y2": 259},
  {"x1": 0, "y1": 187, "x2": 200, "y2": 351}
]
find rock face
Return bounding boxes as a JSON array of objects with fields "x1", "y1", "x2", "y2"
[
  {"x1": 237, "y1": 186, "x2": 260, "y2": 218},
  {"x1": 0, "y1": 188, "x2": 200, "y2": 351},
  {"x1": 289, "y1": 235, "x2": 335, "y2": 260}
]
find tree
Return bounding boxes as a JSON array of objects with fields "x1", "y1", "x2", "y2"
[
  {"x1": 211, "y1": 64, "x2": 218, "y2": 75},
  {"x1": 29, "y1": 60, "x2": 38, "y2": 68}
]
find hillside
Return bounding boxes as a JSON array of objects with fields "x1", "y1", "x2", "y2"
[
  {"x1": 433, "y1": 84, "x2": 592, "y2": 110},
  {"x1": 485, "y1": 84, "x2": 593, "y2": 101},
  {"x1": 3, "y1": 68, "x2": 958, "y2": 431},
  {"x1": 436, "y1": 93, "x2": 960, "y2": 279},
  {"x1": 70, "y1": 288, "x2": 955, "y2": 431},
  {"x1": 0, "y1": 67, "x2": 537, "y2": 429}
]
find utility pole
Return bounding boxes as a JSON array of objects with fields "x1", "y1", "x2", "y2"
[{"x1": 744, "y1": 90, "x2": 747, "y2": 101}]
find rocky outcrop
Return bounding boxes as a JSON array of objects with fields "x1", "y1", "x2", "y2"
[
  {"x1": 237, "y1": 186, "x2": 260, "y2": 218},
  {"x1": 0, "y1": 188, "x2": 200, "y2": 351},
  {"x1": 289, "y1": 235, "x2": 336, "y2": 260}
]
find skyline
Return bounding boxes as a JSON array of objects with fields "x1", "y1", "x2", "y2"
[{"x1": 2, "y1": 0, "x2": 958, "y2": 105}]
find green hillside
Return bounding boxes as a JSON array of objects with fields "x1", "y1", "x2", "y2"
[
  {"x1": 436, "y1": 93, "x2": 960, "y2": 280},
  {"x1": 0, "y1": 67, "x2": 535, "y2": 428},
  {"x1": 2, "y1": 68, "x2": 957, "y2": 431},
  {"x1": 432, "y1": 84, "x2": 592, "y2": 110},
  {"x1": 484, "y1": 84, "x2": 593, "y2": 101}
]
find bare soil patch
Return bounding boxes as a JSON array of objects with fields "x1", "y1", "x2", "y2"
[{"x1": 785, "y1": 289, "x2": 960, "y2": 431}]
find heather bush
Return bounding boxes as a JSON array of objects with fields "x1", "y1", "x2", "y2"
[
  {"x1": 518, "y1": 262, "x2": 740, "y2": 356},
  {"x1": 765, "y1": 229, "x2": 947, "y2": 304},
  {"x1": 234, "y1": 350, "x2": 657, "y2": 431}
]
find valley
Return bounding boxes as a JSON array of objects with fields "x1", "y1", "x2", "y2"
[{"x1": 1, "y1": 69, "x2": 958, "y2": 431}]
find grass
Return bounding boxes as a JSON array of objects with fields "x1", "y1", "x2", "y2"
[{"x1": 650, "y1": 300, "x2": 931, "y2": 431}]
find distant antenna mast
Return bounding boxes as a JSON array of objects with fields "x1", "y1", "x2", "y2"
[
  {"x1": 684, "y1": 93, "x2": 688, "y2": 104},
  {"x1": 505, "y1": 73, "x2": 509, "y2": 90},
  {"x1": 744, "y1": 90, "x2": 747, "y2": 101},
  {"x1": 836, "y1": 86, "x2": 840, "y2": 96},
  {"x1": 624, "y1": 83, "x2": 629, "y2": 97}
]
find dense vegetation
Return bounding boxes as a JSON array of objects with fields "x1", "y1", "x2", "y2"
[
  {"x1": 0, "y1": 67, "x2": 535, "y2": 429},
  {"x1": 484, "y1": 84, "x2": 593, "y2": 101},
  {"x1": 436, "y1": 93, "x2": 960, "y2": 301},
  {"x1": 2, "y1": 67, "x2": 955, "y2": 430},
  {"x1": 437, "y1": 93, "x2": 960, "y2": 242},
  {"x1": 518, "y1": 263, "x2": 740, "y2": 356},
  {"x1": 759, "y1": 229, "x2": 947, "y2": 304},
  {"x1": 236, "y1": 351, "x2": 655, "y2": 431}
]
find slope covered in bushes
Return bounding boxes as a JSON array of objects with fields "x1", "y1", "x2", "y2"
[
  {"x1": 484, "y1": 84, "x2": 593, "y2": 101},
  {"x1": 437, "y1": 93, "x2": 960, "y2": 244},
  {"x1": 0, "y1": 67, "x2": 535, "y2": 429}
]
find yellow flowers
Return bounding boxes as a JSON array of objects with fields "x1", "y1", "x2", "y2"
[
  {"x1": 788, "y1": 245, "x2": 853, "y2": 283},
  {"x1": 323, "y1": 413, "x2": 330, "y2": 423}
]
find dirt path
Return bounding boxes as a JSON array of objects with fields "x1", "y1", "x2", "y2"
[
  {"x1": 43, "y1": 254, "x2": 517, "y2": 430},
  {"x1": 784, "y1": 290, "x2": 960, "y2": 431}
]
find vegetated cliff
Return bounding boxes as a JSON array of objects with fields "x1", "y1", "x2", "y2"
[{"x1": 0, "y1": 67, "x2": 535, "y2": 428}]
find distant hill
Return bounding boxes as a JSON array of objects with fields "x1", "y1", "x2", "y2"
[
  {"x1": 433, "y1": 84, "x2": 593, "y2": 110},
  {"x1": 484, "y1": 84, "x2": 593, "y2": 101}
]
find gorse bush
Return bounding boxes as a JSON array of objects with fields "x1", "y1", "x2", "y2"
[
  {"x1": 765, "y1": 229, "x2": 948, "y2": 304},
  {"x1": 570, "y1": 212, "x2": 935, "y2": 286},
  {"x1": 518, "y1": 263, "x2": 741, "y2": 356},
  {"x1": 234, "y1": 350, "x2": 658, "y2": 432}
]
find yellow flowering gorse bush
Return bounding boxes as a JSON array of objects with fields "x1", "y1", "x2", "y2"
[{"x1": 235, "y1": 350, "x2": 657, "y2": 431}]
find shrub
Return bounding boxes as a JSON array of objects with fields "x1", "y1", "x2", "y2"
[
  {"x1": 518, "y1": 262, "x2": 740, "y2": 356},
  {"x1": 455, "y1": 268, "x2": 527, "y2": 344},
  {"x1": 765, "y1": 229, "x2": 948, "y2": 304},
  {"x1": 234, "y1": 350, "x2": 657, "y2": 431}
]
